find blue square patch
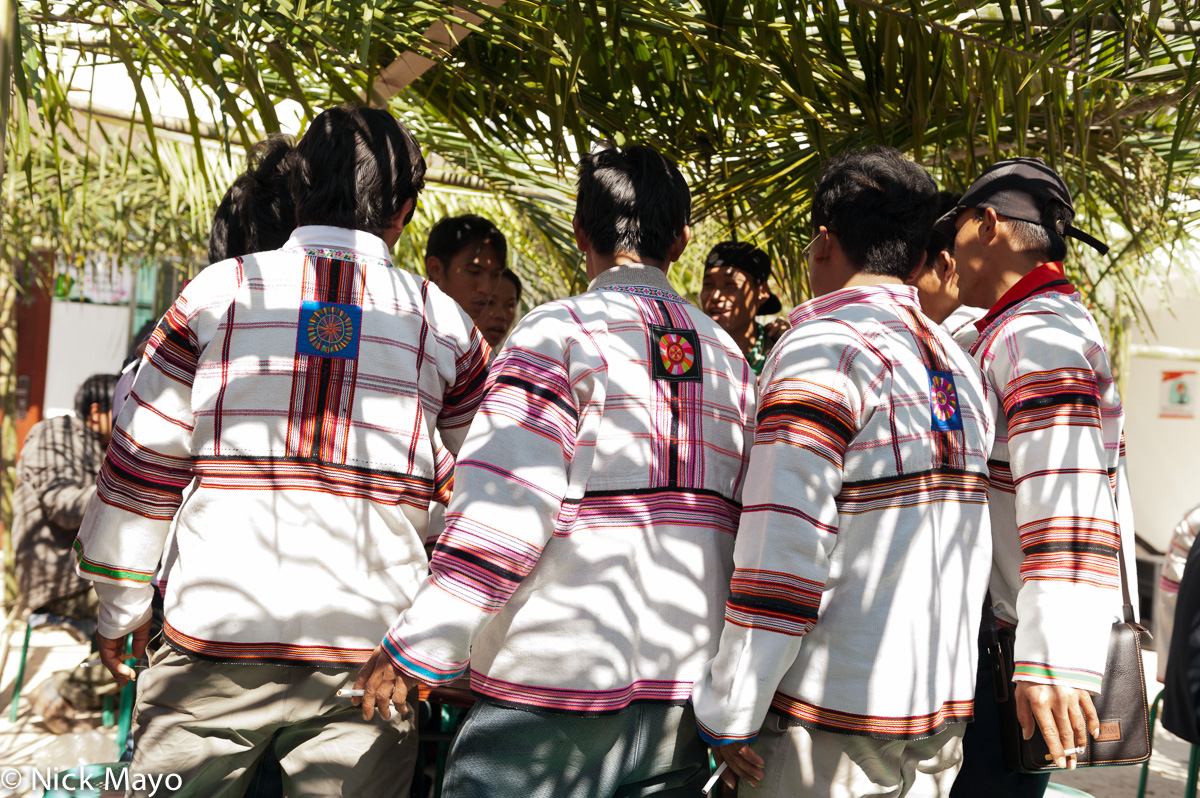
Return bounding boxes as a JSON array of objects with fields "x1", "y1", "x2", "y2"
[
  {"x1": 928, "y1": 369, "x2": 964, "y2": 432},
  {"x1": 296, "y1": 300, "x2": 362, "y2": 360}
]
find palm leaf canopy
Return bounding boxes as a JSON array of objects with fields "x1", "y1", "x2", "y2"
[{"x1": 4, "y1": 0, "x2": 1200, "y2": 330}]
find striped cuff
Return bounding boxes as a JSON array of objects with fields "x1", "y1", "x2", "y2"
[
  {"x1": 381, "y1": 629, "x2": 468, "y2": 686},
  {"x1": 1013, "y1": 661, "x2": 1103, "y2": 692},
  {"x1": 696, "y1": 718, "x2": 759, "y2": 747},
  {"x1": 73, "y1": 539, "x2": 156, "y2": 584}
]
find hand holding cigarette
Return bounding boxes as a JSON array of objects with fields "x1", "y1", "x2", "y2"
[
  {"x1": 711, "y1": 741, "x2": 764, "y2": 790},
  {"x1": 351, "y1": 644, "x2": 413, "y2": 722}
]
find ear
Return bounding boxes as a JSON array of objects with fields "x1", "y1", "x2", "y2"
[
  {"x1": 905, "y1": 252, "x2": 929, "y2": 283},
  {"x1": 425, "y1": 256, "x2": 445, "y2": 284},
  {"x1": 572, "y1": 216, "x2": 591, "y2": 254},
  {"x1": 979, "y1": 207, "x2": 1000, "y2": 244},
  {"x1": 663, "y1": 225, "x2": 692, "y2": 265},
  {"x1": 936, "y1": 250, "x2": 958, "y2": 285},
  {"x1": 811, "y1": 226, "x2": 835, "y2": 262},
  {"x1": 88, "y1": 402, "x2": 102, "y2": 425},
  {"x1": 756, "y1": 280, "x2": 771, "y2": 303},
  {"x1": 381, "y1": 198, "x2": 415, "y2": 247}
]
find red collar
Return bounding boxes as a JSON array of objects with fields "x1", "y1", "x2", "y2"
[{"x1": 974, "y1": 261, "x2": 1075, "y2": 332}]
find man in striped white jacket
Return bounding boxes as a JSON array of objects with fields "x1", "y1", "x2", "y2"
[
  {"x1": 693, "y1": 148, "x2": 995, "y2": 797},
  {"x1": 74, "y1": 106, "x2": 490, "y2": 797},
  {"x1": 354, "y1": 144, "x2": 757, "y2": 798},
  {"x1": 938, "y1": 157, "x2": 1135, "y2": 796}
]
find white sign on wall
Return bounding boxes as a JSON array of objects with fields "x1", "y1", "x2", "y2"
[{"x1": 1161, "y1": 370, "x2": 1196, "y2": 418}]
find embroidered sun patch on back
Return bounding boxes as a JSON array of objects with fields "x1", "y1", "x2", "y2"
[
  {"x1": 928, "y1": 369, "x2": 963, "y2": 431},
  {"x1": 297, "y1": 300, "x2": 362, "y2": 359},
  {"x1": 650, "y1": 324, "x2": 702, "y2": 383}
]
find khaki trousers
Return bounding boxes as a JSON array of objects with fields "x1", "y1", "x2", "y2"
[
  {"x1": 743, "y1": 716, "x2": 965, "y2": 798},
  {"x1": 126, "y1": 646, "x2": 417, "y2": 798}
]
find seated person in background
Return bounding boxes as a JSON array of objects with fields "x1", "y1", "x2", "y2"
[
  {"x1": 425, "y1": 214, "x2": 508, "y2": 321},
  {"x1": 14, "y1": 373, "x2": 120, "y2": 732},
  {"x1": 355, "y1": 143, "x2": 758, "y2": 798},
  {"x1": 477, "y1": 268, "x2": 522, "y2": 348},
  {"x1": 701, "y1": 241, "x2": 785, "y2": 375},
  {"x1": 694, "y1": 148, "x2": 995, "y2": 797}
]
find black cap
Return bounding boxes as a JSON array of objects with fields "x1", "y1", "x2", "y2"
[
  {"x1": 932, "y1": 157, "x2": 1109, "y2": 256},
  {"x1": 704, "y1": 241, "x2": 782, "y2": 315}
]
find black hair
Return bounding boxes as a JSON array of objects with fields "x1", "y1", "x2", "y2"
[
  {"x1": 209, "y1": 134, "x2": 297, "y2": 263},
  {"x1": 924, "y1": 191, "x2": 963, "y2": 263},
  {"x1": 1001, "y1": 200, "x2": 1071, "y2": 261},
  {"x1": 575, "y1": 144, "x2": 691, "y2": 262},
  {"x1": 812, "y1": 147, "x2": 938, "y2": 279},
  {"x1": 74, "y1": 373, "x2": 120, "y2": 420},
  {"x1": 425, "y1": 214, "x2": 508, "y2": 269},
  {"x1": 290, "y1": 105, "x2": 426, "y2": 237},
  {"x1": 704, "y1": 241, "x2": 771, "y2": 284},
  {"x1": 499, "y1": 268, "x2": 522, "y2": 300},
  {"x1": 123, "y1": 319, "x2": 158, "y2": 366}
]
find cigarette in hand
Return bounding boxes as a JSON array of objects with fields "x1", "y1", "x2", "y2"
[
  {"x1": 1044, "y1": 747, "x2": 1085, "y2": 761},
  {"x1": 337, "y1": 689, "x2": 365, "y2": 698},
  {"x1": 702, "y1": 762, "x2": 728, "y2": 795}
]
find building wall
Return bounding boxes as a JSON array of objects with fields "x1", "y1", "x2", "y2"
[
  {"x1": 1126, "y1": 286, "x2": 1200, "y2": 553},
  {"x1": 42, "y1": 301, "x2": 131, "y2": 419}
]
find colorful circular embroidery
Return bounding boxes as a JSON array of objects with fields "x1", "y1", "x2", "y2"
[
  {"x1": 658, "y1": 333, "x2": 695, "y2": 375},
  {"x1": 931, "y1": 374, "x2": 958, "y2": 422},
  {"x1": 307, "y1": 306, "x2": 355, "y2": 354}
]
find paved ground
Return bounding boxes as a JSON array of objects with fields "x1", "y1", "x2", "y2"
[{"x1": 0, "y1": 625, "x2": 1190, "y2": 796}]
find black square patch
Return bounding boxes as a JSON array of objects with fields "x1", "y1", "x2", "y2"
[{"x1": 649, "y1": 324, "x2": 702, "y2": 383}]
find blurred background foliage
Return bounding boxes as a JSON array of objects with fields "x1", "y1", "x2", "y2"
[{"x1": 7, "y1": 0, "x2": 1200, "y2": 318}]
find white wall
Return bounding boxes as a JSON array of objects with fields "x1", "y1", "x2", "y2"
[
  {"x1": 1126, "y1": 286, "x2": 1200, "y2": 552},
  {"x1": 43, "y1": 300, "x2": 131, "y2": 418}
]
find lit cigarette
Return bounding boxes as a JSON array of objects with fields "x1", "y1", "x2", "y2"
[
  {"x1": 702, "y1": 762, "x2": 727, "y2": 795},
  {"x1": 337, "y1": 689, "x2": 365, "y2": 698},
  {"x1": 82, "y1": 659, "x2": 102, "y2": 668},
  {"x1": 1044, "y1": 747, "x2": 1085, "y2": 761}
]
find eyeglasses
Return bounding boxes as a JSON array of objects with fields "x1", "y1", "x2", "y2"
[{"x1": 800, "y1": 231, "x2": 822, "y2": 260}]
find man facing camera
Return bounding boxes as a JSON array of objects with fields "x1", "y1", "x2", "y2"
[
  {"x1": 694, "y1": 148, "x2": 995, "y2": 798},
  {"x1": 701, "y1": 241, "x2": 785, "y2": 374},
  {"x1": 75, "y1": 106, "x2": 490, "y2": 797},
  {"x1": 355, "y1": 143, "x2": 757, "y2": 798}
]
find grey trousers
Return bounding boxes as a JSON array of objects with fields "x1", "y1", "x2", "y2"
[
  {"x1": 744, "y1": 716, "x2": 966, "y2": 798},
  {"x1": 126, "y1": 645, "x2": 417, "y2": 798},
  {"x1": 442, "y1": 699, "x2": 709, "y2": 798}
]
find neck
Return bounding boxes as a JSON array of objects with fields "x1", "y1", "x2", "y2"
[
  {"x1": 842, "y1": 272, "x2": 904, "y2": 290},
  {"x1": 729, "y1": 319, "x2": 759, "y2": 354},
  {"x1": 586, "y1": 251, "x2": 667, "y2": 281},
  {"x1": 978, "y1": 250, "x2": 1046, "y2": 309}
]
